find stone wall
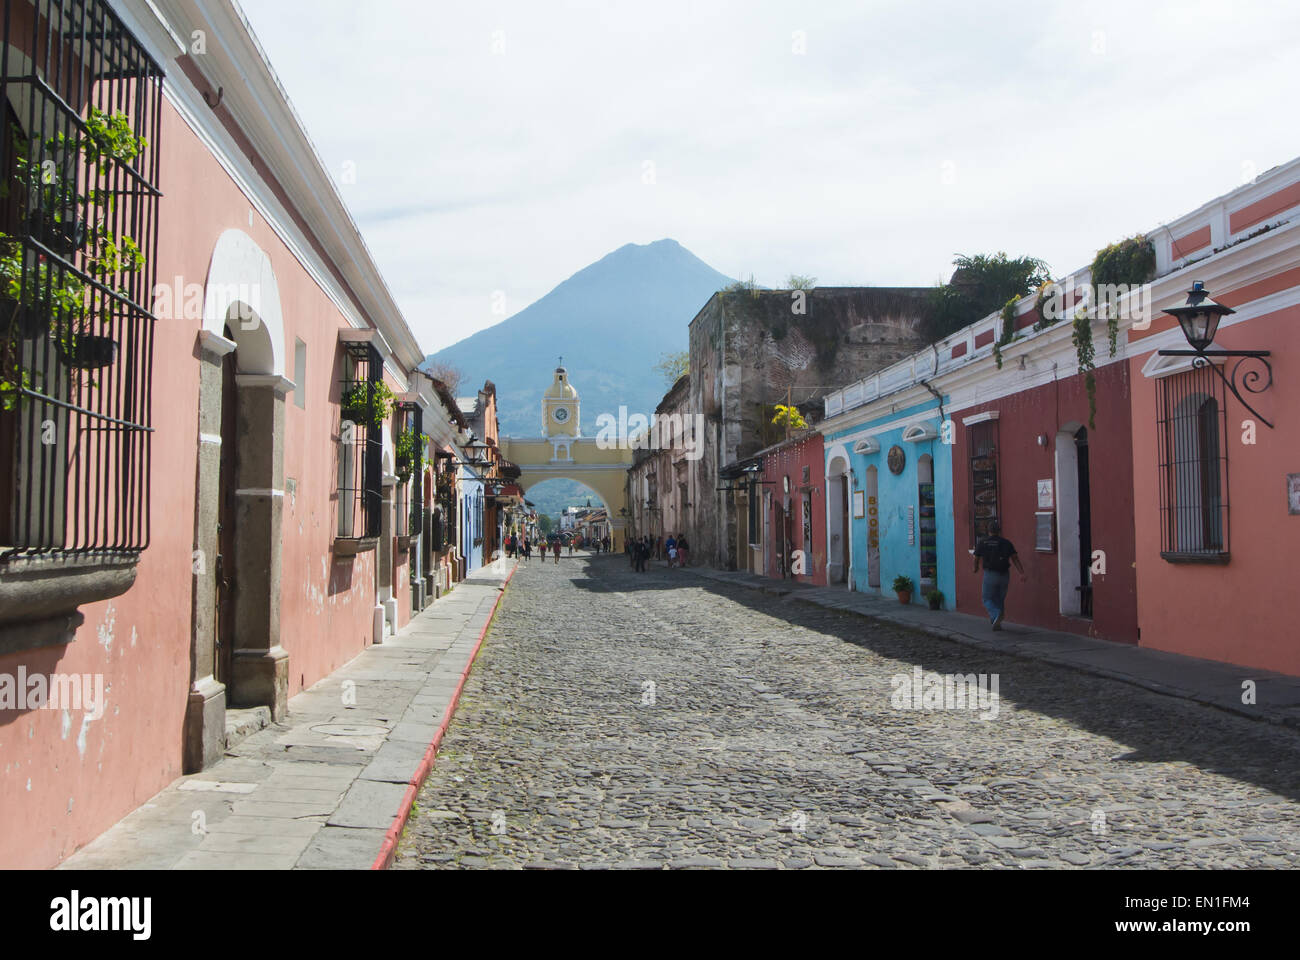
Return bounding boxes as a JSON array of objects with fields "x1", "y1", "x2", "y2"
[{"x1": 687, "y1": 288, "x2": 931, "y2": 569}]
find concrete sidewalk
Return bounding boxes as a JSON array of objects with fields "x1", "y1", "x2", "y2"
[
  {"x1": 684, "y1": 564, "x2": 1300, "y2": 731},
  {"x1": 60, "y1": 557, "x2": 516, "y2": 871}
]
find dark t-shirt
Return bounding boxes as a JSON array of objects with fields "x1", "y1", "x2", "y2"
[{"x1": 975, "y1": 536, "x2": 1018, "y2": 574}]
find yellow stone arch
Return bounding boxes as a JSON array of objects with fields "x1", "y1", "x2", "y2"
[{"x1": 500, "y1": 437, "x2": 631, "y2": 550}]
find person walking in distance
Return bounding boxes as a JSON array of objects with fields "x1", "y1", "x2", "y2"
[
  {"x1": 972, "y1": 520, "x2": 1025, "y2": 631},
  {"x1": 552, "y1": 538, "x2": 561, "y2": 564},
  {"x1": 676, "y1": 534, "x2": 689, "y2": 568}
]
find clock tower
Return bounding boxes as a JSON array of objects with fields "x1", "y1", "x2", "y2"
[{"x1": 543, "y1": 362, "x2": 579, "y2": 437}]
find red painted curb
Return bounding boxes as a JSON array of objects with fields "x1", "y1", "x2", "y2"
[{"x1": 370, "y1": 559, "x2": 519, "y2": 870}]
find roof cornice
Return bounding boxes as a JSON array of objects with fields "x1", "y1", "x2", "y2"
[{"x1": 112, "y1": 0, "x2": 428, "y2": 379}]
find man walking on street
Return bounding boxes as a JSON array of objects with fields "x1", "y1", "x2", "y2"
[{"x1": 972, "y1": 520, "x2": 1025, "y2": 631}]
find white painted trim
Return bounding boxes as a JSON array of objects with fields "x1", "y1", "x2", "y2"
[
  {"x1": 196, "y1": 330, "x2": 237, "y2": 357},
  {"x1": 199, "y1": 433, "x2": 222, "y2": 446},
  {"x1": 902, "y1": 422, "x2": 938, "y2": 443},
  {"x1": 825, "y1": 405, "x2": 944, "y2": 450},
  {"x1": 820, "y1": 187, "x2": 1300, "y2": 428},
  {"x1": 853, "y1": 438, "x2": 880, "y2": 455},
  {"x1": 204, "y1": 230, "x2": 285, "y2": 376},
  {"x1": 236, "y1": 488, "x2": 284, "y2": 497},
  {"x1": 962, "y1": 411, "x2": 999, "y2": 426},
  {"x1": 110, "y1": 1, "x2": 423, "y2": 384},
  {"x1": 140, "y1": 0, "x2": 188, "y2": 54},
  {"x1": 825, "y1": 444, "x2": 850, "y2": 477},
  {"x1": 235, "y1": 373, "x2": 295, "y2": 396}
]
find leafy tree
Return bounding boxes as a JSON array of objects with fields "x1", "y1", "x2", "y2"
[
  {"x1": 653, "y1": 350, "x2": 689, "y2": 388},
  {"x1": 785, "y1": 274, "x2": 817, "y2": 290},
  {"x1": 537, "y1": 514, "x2": 554, "y2": 537},
  {"x1": 922, "y1": 252, "x2": 1051, "y2": 342}
]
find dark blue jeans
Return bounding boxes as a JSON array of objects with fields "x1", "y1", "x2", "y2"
[{"x1": 981, "y1": 570, "x2": 1010, "y2": 623}]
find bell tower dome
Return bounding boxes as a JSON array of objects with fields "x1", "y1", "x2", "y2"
[{"x1": 542, "y1": 361, "x2": 579, "y2": 437}]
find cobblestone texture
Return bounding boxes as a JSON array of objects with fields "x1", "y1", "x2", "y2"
[{"x1": 393, "y1": 554, "x2": 1300, "y2": 869}]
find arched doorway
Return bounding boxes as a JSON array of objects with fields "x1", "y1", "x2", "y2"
[
  {"x1": 185, "y1": 231, "x2": 291, "y2": 773},
  {"x1": 825, "y1": 449, "x2": 850, "y2": 586}
]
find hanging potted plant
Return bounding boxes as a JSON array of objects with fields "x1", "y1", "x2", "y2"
[
  {"x1": 0, "y1": 240, "x2": 49, "y2": 338},
  {"x1": 3, "y1": 109, "x2": 148, "y2": 377},
  {"x1": 892, "y1": 574, "x2": 915, "y2": 605},
  {"x1": 341, "y1": 379, "x2": 395, "y2": 428},
  {"x1": 395, "y1": 428, "x2": 429, "y2": 483},
  {"x1": 925, "y1": 588, "x2": 944, "y2": 611},
  {"x1": 26, "y1": 209, "x2": 85, "y2": 256}
]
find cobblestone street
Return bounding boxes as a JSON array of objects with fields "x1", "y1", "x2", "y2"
[{"x1": 394, "y1": 554, "x2": 1300, "y2": 869}]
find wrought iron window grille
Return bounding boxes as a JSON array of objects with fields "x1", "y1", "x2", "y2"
[
  {"x1": 0, "y1": 0, "x2": 164, "y2": 563},
  {"x1": 1156, "y1": 364, "x2": 1230, "y2": 562},
  {"x1": 337, "y1": 340, "x2": 383, "y2": 540}
]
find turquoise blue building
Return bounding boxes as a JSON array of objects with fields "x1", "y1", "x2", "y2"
[{"x1": 823, "y1": 395, "x2": 955, "y2": 608}]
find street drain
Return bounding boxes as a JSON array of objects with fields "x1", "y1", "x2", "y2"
[{"x1": 311, "y1": 722, "x2": 389, "y2": 737}]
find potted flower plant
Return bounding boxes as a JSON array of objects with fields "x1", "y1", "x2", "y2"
[
  {"x1": 892, "y1": 574, "x2": 915, "y2": 605},
  {"x1": 2, "y1": 108, "x2": 148, "y2": 388},
  {"x1": 0, "y1": 240, "x2": 49, "y2": 338},
  {"x1": 341, "y1": 379, "x2": 395, "y2": 428},
  {"x1": 395, "y1": 428, "x2": 429, "y2": 483},
  {"x1": 925, "y1": 588, "x2": 944, "y2": 611}
]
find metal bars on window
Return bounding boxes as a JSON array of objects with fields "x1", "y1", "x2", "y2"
[
  {"x1": 0, "y1": 0, "x2": 162, "y2": 561},
  {"x1": 337, "y1": 340, "x2": 382, "y2": 540},
  {"x1": 1156, "y1": 362, "x2": 1229, "y2": 562},
  {"x1": 395, "y1": 400, "x2": 420, "y2": 539},
  {"x1": 969, "y1": 420, "x2": 998, "y2": 543}
]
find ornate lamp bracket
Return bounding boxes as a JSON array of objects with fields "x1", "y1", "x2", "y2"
[{"x1": 1157, "y1": 348, "x2": 1274, "y2": 429}]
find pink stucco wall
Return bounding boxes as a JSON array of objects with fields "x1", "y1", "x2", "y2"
[
  {"x1": 2, "y1": 89, "x2": 392, "y2": 866},
  {"x1": 1128, "y1": 273, "x2": 1300, "y2": 675}
]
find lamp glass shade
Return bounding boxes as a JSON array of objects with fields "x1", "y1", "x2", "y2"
[{"x1": 1177, "y1": 312, "x2": 1221, "y2": 352}]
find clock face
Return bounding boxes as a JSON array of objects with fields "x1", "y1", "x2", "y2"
[{"x1": 552, "y1": 406, "x2": 569, "y2": 423}]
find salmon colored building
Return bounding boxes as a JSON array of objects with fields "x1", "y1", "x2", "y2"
[
  {"x1": 725, "y1": 431, "x2": 827, "y2": 585},
  {"x1": 1123, "y1": 158, "x2": 1300, "y2": 676},
  {"x1": 0, "y1": 0, "x2": 465, "y2": 868}
]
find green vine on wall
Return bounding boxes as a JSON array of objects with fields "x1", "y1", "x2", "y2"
[
  {"x1": 395, "y1": 428, "x2": 429, "y2": 483},
  {"x1": 341, "y1": 379, "x2": 395, "y2": 428},
  {"x1": 992, "y1": 296, "x2": 1019, "y2": 369},
  {"x1": 1032, "y1": 281, "x2": 1060, "y2": 332},
  {"x1": 1, "y1": 109, "x2": 149, "y2": 407},
  {"x1": 1073, "y1": 235, "x2": 1156, "y2": 429}
]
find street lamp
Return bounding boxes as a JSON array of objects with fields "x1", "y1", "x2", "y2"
[
  {"x1": 1165, "y1": 281, "x2": 1234, "y2": 351},
  {"x1": 1157, "y1": 280, "x2": 1273, "y2": 428}
]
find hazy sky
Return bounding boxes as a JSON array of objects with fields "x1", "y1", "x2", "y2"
[{"x1": 240, "y1": 0, "x2": 1300, "y2": 355}]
